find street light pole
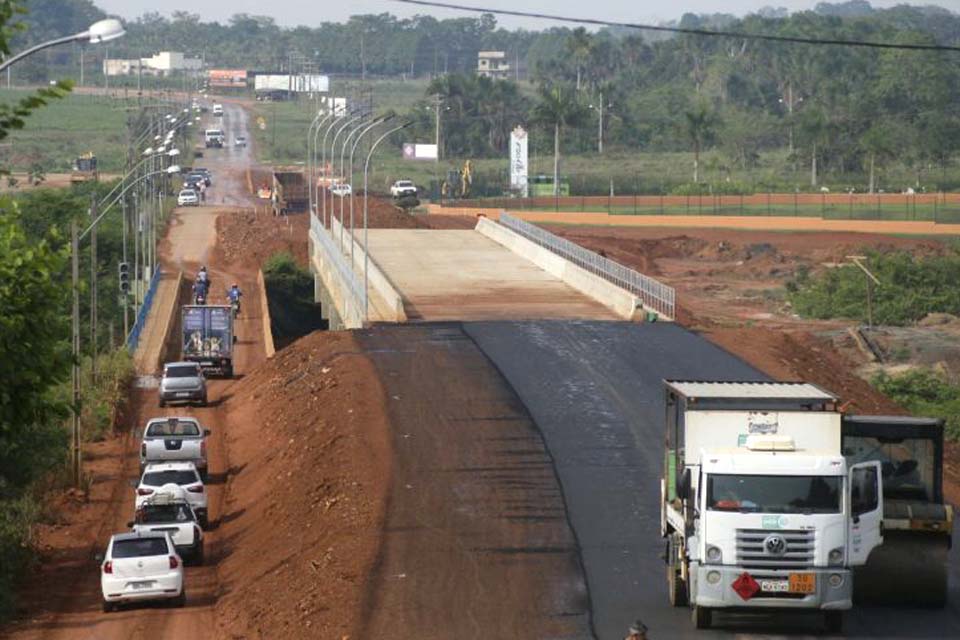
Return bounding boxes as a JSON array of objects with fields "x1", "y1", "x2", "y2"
[
  {"x1": 0, "y1": 18, "x2": 125, "y2": 74},
  {"x1": 349, "y1": 115, "x2": 392, "y2": 263},
  {"x1": 338, "y1": 117, "x2": 369, "y2": 250},
  {"x1": 328, "y1": 112, "x2": 364, "y2": 233},
  {"x1": 363, "y1": 122, "x2": 411, "y2": 317},
  {"x1": 319, "y1": 114, "x2": 347, "y2": 227},
  {"x1": 71, "y1": 220, "x2": 81, "y2": 488}
]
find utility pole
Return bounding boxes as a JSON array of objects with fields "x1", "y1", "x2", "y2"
[
  {"x1": 79, "y1": 47, "x2": 84, "y2": 86},
  {"x1": 90, "y1": 197, "x2": 98, "y2": 383},
  {"x1": 847, "y1": 255, "x2": 881, "y2": 328},
  {"x1": 598, "y1": 89, "x2": 604, "y2": 155},
  {"x1": 71, "y1": 220, "x2": 81, "y2": 488},
  {"x1": 434, "y1": 94, "x2": 441, "y2": 162}
]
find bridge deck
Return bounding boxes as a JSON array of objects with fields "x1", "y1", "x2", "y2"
[{"x1": 366, "y1": 229, "x2": 617, "y2": 321}]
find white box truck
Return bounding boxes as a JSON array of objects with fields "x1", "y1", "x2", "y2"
[{"x1": 661, "y1": 381, "x2": 883, "y2": 632}]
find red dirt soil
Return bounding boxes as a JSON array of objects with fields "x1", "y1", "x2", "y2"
[{"x1": 215, "y1": 330, "x2": 391, "y2": 640}]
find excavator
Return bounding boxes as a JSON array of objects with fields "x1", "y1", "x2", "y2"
[{"x1": 70, "y1": 152, "x2": 99, "y2": 184}]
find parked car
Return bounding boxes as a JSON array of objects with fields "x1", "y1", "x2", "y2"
[
  {"x1": 100, "y1": 531, "x2": 185, "y2": 612},
  {"x1": 159, "y1": 362, "x2": 207, "y2": 407},
  {"x1": 330, "y1": 182, "x2": 351, "y2": 197},
  {"x1": 234, "y1": 136, "x2": 247, "y2": 148},
  {"x1": 177, "y1": 189, "x2": 199, "y2": 207},
  {"x1": 212, "y1": 103, "x2": 223, "y2": 116},
  {"x1": 136, "y1": 462, "x2": 208, "y2": 528},
  {"x1": 390, "y1": 179, "x2": 417, "y2": 198},
  {"x1": 129, "y1": 486, "x2": 204, "y2": 564},
  {"x1": 139, "y1": 416, "x2": 210, "y2": 479}
]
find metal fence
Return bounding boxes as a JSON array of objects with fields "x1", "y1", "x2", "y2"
[
  {"x1": 126, "y1": 267, "x2": 162, "y2": 352},
  {"x1": 499, "y1": 212, "x2": 676, "y2": 319},
  {"x1": 310, "y1": 212, "x2": 367, "y2": 320}
]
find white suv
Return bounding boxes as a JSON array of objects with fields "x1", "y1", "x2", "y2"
[
  {"x1": 100, "y1": 531, "x2": 185, "y2": 612},
  {"x1": 177, "y1": 189, "x2": 199, "y2": 206},
  {"x1": 390, "y1": 179, "x2": 417, "y2": 198},
  {"x1": 129, "y1": 487, "x2": 204, "y2": 564},
  {"x1": 137, "y1": 462, "x2": 208, "y2": 528}
]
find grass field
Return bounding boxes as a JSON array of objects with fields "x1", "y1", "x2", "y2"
[{"x1": 0, "y1": 89, "x2": 144, "y2": 173}]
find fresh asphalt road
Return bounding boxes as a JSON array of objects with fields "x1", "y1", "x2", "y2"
[{"x1": 465, "y1": 320, "x2": 960, "y2": 640}]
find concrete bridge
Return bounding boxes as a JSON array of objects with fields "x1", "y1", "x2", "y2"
[{"x1": 307, "y1": 210, "x2": 676, "y2": 329}]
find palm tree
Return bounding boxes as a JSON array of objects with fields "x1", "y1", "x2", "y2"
[
  {"x1": 566, "y1": 27, "x2": 593, "y2": 91},
  {"x1": 533, "y1": 85, "x2": 588, "y2": 196},
  {"x1": 683, "y1": 100, "x2": 718, "y2": 184}
]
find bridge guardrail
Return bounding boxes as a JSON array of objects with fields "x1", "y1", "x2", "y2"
[
  {"x1": 310, "y1": 213, "x2": 367, "y2": 321},
  {"x1": 499, "y1": 212, "x2": 675, "y2": 319},
  {"x1": 126, "y1": 267, "x2": 162, "y2": 351}
]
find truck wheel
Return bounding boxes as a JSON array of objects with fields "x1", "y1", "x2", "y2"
[
  {"x1": 824, "y1": 611, "x2": 843, "y2": 634},
  {"x1": 224, "y1": 365, "x2": 233, "y2": 378},
  {"x1": 158, "y1": 398, "x2": 166, "y2": 408},
  {"x1": 692, "y1": 605, "x2": 712, "y2": 629},
  {"x1": 193, "y1": 544, "x2": 204, "y2": 566},
  {"x1": 667, "y1": 536, "x2": 688, "y2": 607}
]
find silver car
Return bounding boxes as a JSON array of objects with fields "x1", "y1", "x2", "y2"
[{"x1": 159, "y1": 362, "x2": 207, "y2": 407}]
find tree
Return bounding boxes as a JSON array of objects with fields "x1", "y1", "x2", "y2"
[
  {"x1": 532, "y1": 84, "x2": 588, "y2": 196},
  {"x1": 683, "y1": 100, "x2": 718, "y2": 183},
  {"x1": 565, "y1": 27, "x2": 592, "y2": 91},
  {"x1": 860, "y1": 120, "x2": 899, "y2": 194}
]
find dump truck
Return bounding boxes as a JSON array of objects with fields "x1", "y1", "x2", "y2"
[
  {"x1": 271, "y1": 170, "x2": 307, "y2": 215},
  {"x1": 842, "y1": 415, "x2": 953, "y2": 607},
  {"x1": 181, "y1": 305, "x2": 234, "y2": 377},
  {"x1": 661, "y1": 381, "x2": 883, "y2": 632},
  {"x1": 70, "y1": 152, "x2": 99, "y2": 183}
]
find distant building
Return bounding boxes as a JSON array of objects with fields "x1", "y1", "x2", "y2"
[
  {"x1": 477, "y1": 51, "x2": 510, "y2": 79},
  {"x1": 103, "y1": 51, "x2": 202, "y2": 77}
]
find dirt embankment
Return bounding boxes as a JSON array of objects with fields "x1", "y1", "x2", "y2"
[
  {"x1": 215, "y1": 330, "x2": 391, "y2": 640},
  {"x1": 215, "y1": 208, "x2": 310, "y2": 268}
]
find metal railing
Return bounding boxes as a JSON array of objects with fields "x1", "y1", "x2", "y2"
[
  {"x1": 310, "y1": 212, "x2": 367, "y2": 320},
  {"x1": 499, "y1": 212, "x2": 676, "y2": 319},
  {"x1": 126, "y1": 267, "x2": 162, "y2": 351}
]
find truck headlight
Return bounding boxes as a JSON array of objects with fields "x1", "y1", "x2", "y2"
[
  {"x1": 706, "y1": 570, "x2": 722, "y2": 585},
  {"x1": 828, "y1": 547, "x2": 844, "y2": 566},
  {"x1": 706, "y1": 544, "x2": 722, "y2": 564},
  {"x1": 828, "y1": 573, "x2": 844, "y2": 588}
]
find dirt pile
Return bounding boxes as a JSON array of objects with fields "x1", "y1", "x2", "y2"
[
  {"x1": 214, "y1": 331, "x2": 391, "y2": 640},
  {"x1": 215, "y1": 209, "x2": 309, "y2": 267},
  {"x1": 364, "y1": 197, "x2": 475, "y2": 230}
]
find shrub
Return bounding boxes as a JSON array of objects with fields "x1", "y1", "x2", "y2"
[{"x1": 872, "y1": 368, "x2": 960, "y2": 440}]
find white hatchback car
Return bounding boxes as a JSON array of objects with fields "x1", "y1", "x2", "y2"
[
  {"x1": 177, "y1": 189, "x2": 199, "y2": 206},
  {"x1": 137, "y1": 462, "x2": 208, "y2": 528},
  {"x1": 100, "y1": 531, "x2": 185, "y2": 612}
]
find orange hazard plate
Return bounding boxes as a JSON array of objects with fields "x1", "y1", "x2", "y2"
[{"x1": 789, "y1": 573, "x2": 816, "y2": 594}]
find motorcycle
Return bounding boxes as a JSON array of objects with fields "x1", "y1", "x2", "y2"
[
  {"x1": 195, "y1": 292, "x2": 207, "y2": 305},
  {"x1": 230, "y1": 298, "x2": 240, "y2": 318}
]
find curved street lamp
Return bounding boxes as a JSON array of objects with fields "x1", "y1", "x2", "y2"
[{"x1": 0, "y1": 18, "x2": 125, "y2": 73}]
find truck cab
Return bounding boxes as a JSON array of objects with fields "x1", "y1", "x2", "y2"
[{"x1": 661, "y1": 381, "x2": 883, "y2": 632}]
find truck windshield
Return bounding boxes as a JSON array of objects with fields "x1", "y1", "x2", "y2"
[
  {"x1": 843, "y1": 435, "x2": 934, "y2": 502},
  {"x1": 707, "y1": 474, "x2": 841, "y2": 514}
]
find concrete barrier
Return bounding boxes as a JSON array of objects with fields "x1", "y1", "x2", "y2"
[
  {"x1": 329, "y1": 216, "x2": 406, "y2": 322},
  {"x1": 154, "y1": 271, "x2": 184, "y2": 373},
  {"x1": 257, "y1": 269, "x2": 276, "y2": 358},
  {"x1": 309, "y1": 215, "x2": 366, "y2": 329},
  {"x1": 475, "y1": 217, "x2": 644, "y2": 321}
]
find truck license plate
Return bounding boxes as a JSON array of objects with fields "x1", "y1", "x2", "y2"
[
  {"x1": 789, "y1": 573, "x2": 816, "y2": 593},
  {"x1": 760, "y1": 579, "x2": 790, "y2": 592}
]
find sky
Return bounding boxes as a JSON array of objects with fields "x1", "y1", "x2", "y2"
[{"x1": 93, "y1": 0, "x2": 960, "y2": 30}]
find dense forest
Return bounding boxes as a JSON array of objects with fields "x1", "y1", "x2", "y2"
[{"x1": 10, "y1": 1, "x2": 960, "y2": 189}]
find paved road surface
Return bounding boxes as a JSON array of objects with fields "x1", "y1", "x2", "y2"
[
  {"x1": 465, "y1": 320, "x2": 960, "y2": 640},
  {"x1": 358, "y1": 324, "x2": 592, "y2": 639}
]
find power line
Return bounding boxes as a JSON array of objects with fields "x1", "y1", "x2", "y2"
[{"x1": 391, "y1": 0, "x2": 960, "y2": 53}]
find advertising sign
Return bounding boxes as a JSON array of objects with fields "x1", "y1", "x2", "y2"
[
  {"x1": 208, "y1": 69, "x2": 247, "y2": 88},
  {"x1": 402, "y1": 143, "x2": 438, "y2": 161},
  {"x1": 254, "y1": 74, "x2": 330, "y2": 93},
  {"x1": 510, "y1": 126, "x2": 528, "y2": 197},
  {"x1": 321, "y1": 96, "x2": 347, "y2": 116}
]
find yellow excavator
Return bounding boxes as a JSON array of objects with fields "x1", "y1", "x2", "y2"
[{"x1": 70, "y1": 152, "x2": 99, "y2": 184}]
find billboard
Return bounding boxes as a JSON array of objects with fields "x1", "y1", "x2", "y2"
[
  {"x1": 321, "y1": 96, "x2": 347, "y2": 116},
  {"x1": 254, "y1": 74, "x2": 330, "y2": 93},
  {"x1": 510, "y1": 126, "x2": 528, "y2": 197},
  {"x1": 402, "y1": 143, "x2": 438, "y2": 161},
  {"x1": 208, "y1": 69, "x2": 247, "y2": 88}
]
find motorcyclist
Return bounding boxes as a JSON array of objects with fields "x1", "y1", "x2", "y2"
[
  {"x1": 198, "y1": 266, "x2": 209, "y2": 285},
  {"x1": 227, "y1": 283, "x2": 242, "y2": 315}
]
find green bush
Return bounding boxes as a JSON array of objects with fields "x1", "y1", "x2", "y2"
[
  {"x1": 872, "y1": 368, "x2": 960, "y2": 440},
  {"x1": 263, "y1": 252, "x2": 326, "y2": 346},
  {"x1": 787, "y1": 250, "x2": 960, "y2": 325},
  {"x1": 0, "y1": 495, "x2": 40, "y2": 619}
]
